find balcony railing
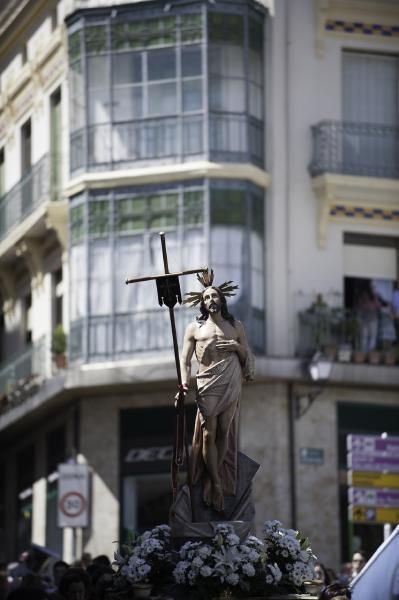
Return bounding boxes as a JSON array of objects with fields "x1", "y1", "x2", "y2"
[
  {"x1": 0, "y1": 336, "x2": 47, "y2": 414},
  {"x1": 309, "y1": 120, "x2": 399, "y2": 179},
  {"x1": 70, "y1": 112, "x2": 264, "y2": 172},
  {"x1": 0, "y1": 154, "x2": 50, "y2": 241},
  {"x1": 297, "y1": 306, "x2": 398, "y2": 366}
]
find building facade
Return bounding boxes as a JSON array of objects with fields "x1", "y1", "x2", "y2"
[{"x1": 0, "y1": 0, "x2": 398, "y2": 571}]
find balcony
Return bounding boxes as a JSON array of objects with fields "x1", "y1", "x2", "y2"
[
  {"x1": 0, "y1": 154, "x2": 50, "y2": 241},
  {"x1": 297, "y1": 304, "x2": 398, "y2": 367},
  {"x1": 309, "y1": 121, "x2": 399, "y2": 247},
  {"x1": 0, "y1": 337, "x2": 48, "y2": 416},
  {"x1": 309, "y1": 120, "x2": 399, "y2": 179}
]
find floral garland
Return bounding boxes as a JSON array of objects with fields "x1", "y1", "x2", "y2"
[{"x1": 111, "y1": 521, "x2": 316, "y2": 599}]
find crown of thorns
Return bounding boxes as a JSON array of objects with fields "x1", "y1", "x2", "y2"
[{"x1": 183, "y1": 268, "x2": 239, "y2": 307}]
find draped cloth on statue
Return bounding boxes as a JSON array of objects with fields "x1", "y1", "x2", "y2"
[{"x1": 191, "y1": 352, "x2": 245, "y2": 497}]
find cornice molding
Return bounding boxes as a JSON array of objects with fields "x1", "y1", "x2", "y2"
[
  {"x1": 315, "y1": 0, "x2": 399, "y2": 57},
  {"x1": 311, "y1": 173, "x2": 399, "y2": 248},
  {"x1": 65, "y1": 162, "x2": 271, "y2": 197}
]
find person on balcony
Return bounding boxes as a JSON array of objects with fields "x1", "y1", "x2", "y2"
[
  {"x1": 355, "y1": 282, "x2": 380, "y2": 353},
  {"x1": 391, "y1": 280, "x2": 399, "y2": 344}
]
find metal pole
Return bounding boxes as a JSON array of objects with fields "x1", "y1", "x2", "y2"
[{"x1": 159, "y1": 233, "x2": 196, "y2": 522}]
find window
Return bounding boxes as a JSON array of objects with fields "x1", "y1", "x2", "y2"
[
  {"x1": 68, "y1": 179, "x2": 265, "y2": 361},
  {"x1": 342, "y1": 51, "x2": 399, "y2": 177},
  {"x1": 50, "y1": 88, "x2": 62, "y2": 200},
  {"x1": 53, "y1": 268, "x2": 63, "y2": 329},
  {"x1": 68, "y1": 5, "x2": 265, "y2": 171},
  {"x1": 0, "y1": 148, "x2": 4, "y2": 197}
]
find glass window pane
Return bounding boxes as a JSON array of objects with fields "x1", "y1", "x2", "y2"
[
  {"x1": 87, "y1": 56, "x2": 111, "y2": 124},
  {"x1": 68, "y1": 31, "x2": 81, "y2": 63},
  {"x1": 184, "y1": 191, "x2": 203, "y2": 226},
  {"x1": 112, "y1": 22, "x2": 146, "y2": 51},
  {"x1": 181, "y1": 14, "x2": 202, "y2": 43},
  {"x1": 70, "y1": 205, "x2": 84, "y2": 243},
  {"x1": 211, "y1": 189, "x2": 246, "y2": 225},
  {"x1": 209, "y1": 45, "x2": 244, "y2": 78},
  {"x1": 85, "y1": 25, "x2": 107, "y2": 53},
  {"x1": 209, "y1": 13, "x2": 243, "y2": 45},
  {"x1": 146, "y1": 17, "x2": 176, "y2": 47},
  {"x1": 113, "y1": 53, "x2": 142, "y2": 85},
  {"x1": 210, "y1": 78, "x2": 245, "y2": 112},
  {"x1": 113, "y1": 86, "x2": 143, "y2": 121},
  {"x1": 183, "y1": 116, "x2": 203, "y2": 155},
  {"x1": 182, "y1": 46, "x2": 202, "y2": 77},
  {"x1": 148, "y1": 83, "x2": 177, "y2": 115},
  {"x1": 183, "y1": 80, "x2": 202, "y2": 112},
  {"x1": 89, "y1": 243, "x2": 112, "y2": 315},
  {"x1": 148, "y1": 49, "x2": 176, "y2": 80},
  {"x1": 89, "y1": 201, "x2": 109, "y2": 237}
]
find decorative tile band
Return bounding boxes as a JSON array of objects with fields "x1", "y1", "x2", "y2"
[
  {"x1": 325, "y1": 19, "x2": 399, "y2": 38},
  {"x1": 330, "y1": 205, "x2": 399, "y2": 221}
]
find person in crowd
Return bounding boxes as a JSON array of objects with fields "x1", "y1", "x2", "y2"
[
  {"x1": 87, "y1": 565, "x2": 114, "y2": 600},
  {"x1": 8, "y1": 550, "x2": 32, "y2": 589},
  {"x1": 314, "y1": 561, "x2": 337, "y2": 587},
  {"x1": 91, "y1": 556, "x2": 110, "y2": 569},
  {"x1": 319, "y1": 582, "x2": 351, "y2": 599},
  {"x1": 80, "y1": 554, "x2": 92, "y2": 571},
  {"x1": 46, "y1": 561, "x2": 70, "y2": 598},
  {"x1": 338, "y1": 562, "x2": 352, "y2": 586},
  {"x1": 355, "y1": 282, "x2": 380, "y2": 352},
  {"x1": 58, "y1": 568, "x2": 91, "y2": 600},
  {"x1": 0, "y1": 562, "x2": 9, "y2": 600},
  {"x1": 391, "y1": 280, "x2": 399, "y2": 344},
  {"x1": 349, "y1": 550, "x2": 366, "y2": 582},
  {"x1": 7, "y1": 585, "x2": 49, "y2": 600}
]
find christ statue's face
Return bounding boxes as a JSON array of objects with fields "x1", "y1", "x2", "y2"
[{"x1": 202, "y1": 287, "x2": 222, "y2": 314}]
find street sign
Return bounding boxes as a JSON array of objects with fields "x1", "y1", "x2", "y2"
[
  {"x1": 349, "y1": 505, "x2": 399, "y2": 524},
  {"x1": 348, "y1": 454, "x2": 399, "y2": 473},
  {"x1": 58, "y1": 463, "x2": 90, "y2": 528},
  {"x1": 348, "y1": 488, "x2": 399, "y2": 508},
  {"x1": 347, "y1": 434, "x2": 399, "y2": 457},
  {"x1": 349, "y1": 471, "x2": 399, "y2": 489},
  {"x1": 300, "y1": 447, "x2": 324, "y2": 465}
]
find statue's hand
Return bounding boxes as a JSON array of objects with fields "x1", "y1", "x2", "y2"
[
  {"x1": 174, "y1": 383, "x2": 189, "y2": 406},
  {"x1": 215, "y1": 339, "x2": 239, "y2": 353}
]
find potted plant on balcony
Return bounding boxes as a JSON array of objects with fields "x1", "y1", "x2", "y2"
[{"x1": 51, "y1": 324, "x2": 67, "y2": 369}]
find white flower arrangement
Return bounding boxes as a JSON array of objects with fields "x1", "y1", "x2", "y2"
[
  {"x1": 114, "y1": 524, "x2": 173, "y2": 585},
  {"x1": 173, "y1": 521, "x2": 316, "y2": 598}
]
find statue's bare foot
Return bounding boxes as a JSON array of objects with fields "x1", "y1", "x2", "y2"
[
  {"x1": 211, "y1": 483, "x2": 224, "y2": 512},
  {"x1": 203, "y1": 478, "x2": 212, "y2": 507}
]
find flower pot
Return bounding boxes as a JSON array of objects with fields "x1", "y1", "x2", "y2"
[
  {"x1": 54, "y1": 353, "x2": 67, "y2": 369},
  {"x1": 384, "y1": 351, "x2": 397, "y2": 366},
  {"x1": 368, "y1": 350, "x2": 381, "y2": 365},
  {"x1": 353, "y1": 350, "x2": 366, "y2": 364},
  {"x1": 131, "y1": 583, "x2": 152, "y2": 598}
]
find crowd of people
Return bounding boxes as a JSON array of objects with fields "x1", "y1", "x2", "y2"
[
  {"x1": 0, "y1": 551, "x2": 114, "y2": 600},
  {"x1": 0, "y1": 547, "x2": 366, "y2": 599}
]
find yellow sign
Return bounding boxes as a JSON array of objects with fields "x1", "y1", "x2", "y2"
[
  {"x1": 348, "y1": 471, "x2": 399, "y2": 489},
  {"x1": 350, "y1": 505, "x2": 399, "y2": 524}
]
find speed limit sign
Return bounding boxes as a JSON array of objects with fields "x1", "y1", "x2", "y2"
[{"x1": 58, "y1": 464, "x2": 90, "y2": 528}]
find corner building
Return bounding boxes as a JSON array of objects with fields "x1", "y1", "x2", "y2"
[{"x1": 0, "y1": 0, "x2": 398, "y2": 573}]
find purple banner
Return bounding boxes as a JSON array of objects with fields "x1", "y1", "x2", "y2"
[
  {"x1": 348, "y1": 487, "x2": 399, "y2": 508},
  {"x1": 347, "y1": 435, "x2": 399, "y2": 457},
  {"x1": 348, "y1": 453, "x2": 399, "y2": 473}
]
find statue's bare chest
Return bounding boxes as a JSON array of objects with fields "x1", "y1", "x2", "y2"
[{"x1": 195, "y1": 320, "x2": 237, "y2": 343}]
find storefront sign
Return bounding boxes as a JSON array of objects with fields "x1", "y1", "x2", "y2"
[
  {"x1": 58, "y1": 463, "x2": 89, "y2": 528},
  {"x1": 349, "y1": 471, "x2": 399, "y2": 489},
  {"x1": 349, "y1": 488, "x2": 399, "y2": 508},
  {"x1": 349, "y1": 505, "x2": 399, "y2": 524}
]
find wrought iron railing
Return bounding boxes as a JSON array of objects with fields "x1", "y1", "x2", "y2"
[
  {"x1": 309, "y1": 120, "x2": 399, "y2": 179},
  {"x1": 0, "y1": 154, "x2": 50, "y2": 240},
  {"x1": 0, "y1": 336, "x2": 47, "y2": 401},
  {"x1": 297, "y1": 306, "x2": 398, "y2": 364}
]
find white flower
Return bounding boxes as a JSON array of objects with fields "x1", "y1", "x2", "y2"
[
  {"x1": 226, "y1": 533, "x2": 240, "y2": 547},
  {"x1": 226, "y1": 573, "x2": 239, "y2": 586},
  {"x1": 198, "y1": 545, "x2": 212, "y2": 559},
  {"x1": 242, "y1": 563, "x2": 255, "y2": 577},
  {"x1": 192, "y1": 556, "x2": 204, "y2": 568},
  {"x1": 200, "y1": 565, "x2": 213, "y2": 577}
]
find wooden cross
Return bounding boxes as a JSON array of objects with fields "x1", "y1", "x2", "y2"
[{"x1": 125, "y1": 231, "x2": 208, "y2": 521}]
